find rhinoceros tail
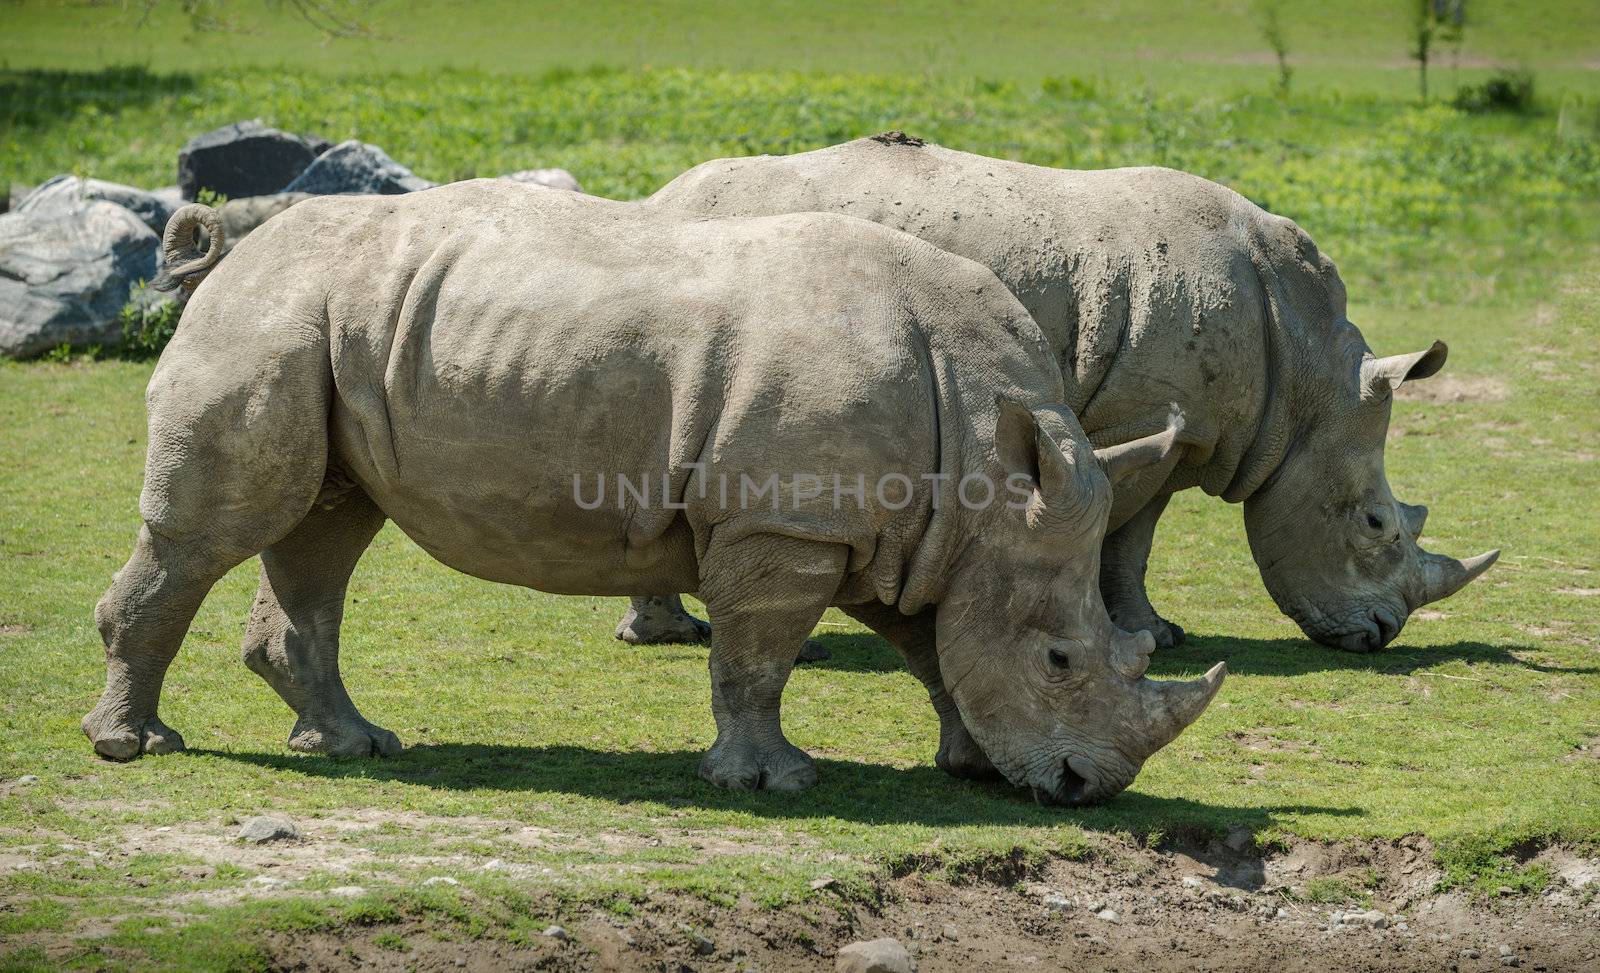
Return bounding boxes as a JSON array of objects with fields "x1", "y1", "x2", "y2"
[{"x1": 151, "y1": 203, "x2": 225, "y2": 294}]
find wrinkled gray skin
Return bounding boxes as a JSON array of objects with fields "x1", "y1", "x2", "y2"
[
  {"x1": 634, "y1": 135, "x2": 1498, "y2": 654},
  {"x1": 83, "y1": 183, "x2": 1225, "y2": 803}
]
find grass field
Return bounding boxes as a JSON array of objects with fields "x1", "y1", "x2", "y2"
[{"x1": 2, "y1": 2, "x2": 1599, "y2": 969}]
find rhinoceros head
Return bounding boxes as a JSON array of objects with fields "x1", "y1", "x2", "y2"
[
  {"x1": 934, "y1": 400, "x2": 1227, "y2": 805},
  {"x1": 1243, "y1": 340, "x2": 1499, "y2": 651}
]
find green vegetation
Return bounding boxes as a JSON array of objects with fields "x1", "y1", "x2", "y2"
[{"x1": 2, "y1": 1, "x2": 1598, "y2": 966}]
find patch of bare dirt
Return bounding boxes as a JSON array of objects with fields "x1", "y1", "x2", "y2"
[
  {"x1": 14, "y1": 824, "x2": 1600, "y2": 972},
  {"x1": 1395, "y1": 375, "x2": 1510, "y2": 404}
]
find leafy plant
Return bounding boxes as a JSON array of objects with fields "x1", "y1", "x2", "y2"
[
  {"x1": 1452, "y1": 69, "x2": 1535, "y2": 113},
  {"x1": 1255, "y1": 0, "x2": 1293, "y2": 97},
  {"x1": 117, "y1": 285, "x2": 184, "y2": 359},
  {"x1": 1410, "y1": 0, "x2": 1466, "y2": 100}
]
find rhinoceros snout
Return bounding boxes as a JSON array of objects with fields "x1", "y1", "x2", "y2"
[
  {"x1": 1029, "y1": 756, "x2": 1097, "y2": 807},
  {"x1": 1320, "y1": 606, "x2": 1401, "y2": 652}
]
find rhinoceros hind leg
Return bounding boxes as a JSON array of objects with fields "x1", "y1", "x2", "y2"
[
  {"x1": 838, "y1": 602, "x2": 1000, "y2": 781},
  {"x1": 242, "y1": 488, "x2": 401, "y2": 758},
  {"x1": 695, "y1": 534, "x2": 846, "y2": 791},
  {"x1": 1100, "y1": 493, "x2": 1187, "y2": 649},
  {"x1": 84, "y1": 527, "x2": 264, "y2": 760},
  {"x1": 617, "y1": 594, "x2": 832, "y2": 662}
]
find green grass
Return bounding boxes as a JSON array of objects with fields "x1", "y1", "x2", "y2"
[
  {"x1": 2, "y1": 6, "x2": 1599, "y2": 966},
  {"x1": 5, "y1": 0, "x2": 1600, "y2": 94}
]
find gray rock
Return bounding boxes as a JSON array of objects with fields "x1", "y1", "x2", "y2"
[
  {"x1": 14, "y1": 775, "x2": 39, "y2": 785},
  {"x1": 8, "y1": 182, "x2": 37, "y2": 213},
  {"x1": 690, "y1": 933, "x2": 714, "y2": 955},
  {"x1": 421, "y1": 875, "x2": 459, "y2": 887},
  {"x1": 1182, "y1": 875, "x2": 1203, "y2": 888},
  {"x1": 940, "y1": 923, "x2": 959, "y2": 941},
  {"x1": 500, "y1": 168, "x2": 583, "y2": 193},
  {"x1": 1357, "y1": 909, "x2": 1388, "y2": 928},
  {"x1": 836, "y1": 938, "x2": 914, "y2": 973},
  {"x1": 1095, "y1": 908, "x2": 1120, "y2": 923},
  {"x1": 284, "y1": 140, "x2": 433, "y2": 196},
  {"x1": 178, "y1": 120, "x2": 325, "y2": 201},
  {"x1": 542, "y1": 925, "x2": 568, "y2": 941},
  {"x1": 0, "y1": 198, "x2": 158, "y2": 358},
  {"x1": 237, "y1": 815, "x2": 298, "y2": 844},
  {"x1": 1462, "y1": 948, "x2": 1481, "y2": 959},
  {"x1": 1499, "y1": 945, "x2": 1514, "y2": 956},
  {"x1": 1042, "y1": 893, "x2": 1073, "y2": 912},
  {"x1": 19, "y1": 175, "x2": 181, "y2": 236},
  {"x1": 328, "y1": 885, "x2": 365, "y2": 898}
]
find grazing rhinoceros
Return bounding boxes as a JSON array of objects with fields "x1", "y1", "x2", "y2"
[
  {"x1": 622, "y1": 134, "x2": 1498, "y2": 654},
  {"x1": 83, "y1": 182, "x2": 1225, "y2": 803}
]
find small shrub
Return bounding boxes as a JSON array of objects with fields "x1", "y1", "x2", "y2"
[
  {"x1": 118, "y1": 286, "x2": 183, "y2": 359},
  {"x1": 1452, "y1": 70, "x2": 1535, "y2": 114}
]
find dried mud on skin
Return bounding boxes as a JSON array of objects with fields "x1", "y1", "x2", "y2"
[{"x1": 3, "y1": 813, "x2": 1598, "y2": 972}]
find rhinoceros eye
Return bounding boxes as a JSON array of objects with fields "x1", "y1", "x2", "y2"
[
  {"x1": 1366, "y1": 513, "x2": 1385, "y2": 532},
  {"x1": 1048, "y1": 648, "x2": 1071, "y2": 670}
]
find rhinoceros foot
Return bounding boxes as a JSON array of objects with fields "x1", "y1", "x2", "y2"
[
  {"x1": 1110, "y1": 609, "x2": 1186, "y2": 650},
  {"x1": 698, "y1": 734, "x2": 816, "y2": 791},
  {"x1": 81, "y1": 709, "x2": 186, "y2": 762},
  {"x1": 936, "y1": 723, "x2": 1001, "y2": 781},
  {"x1": 287, "y1": 714, "x2": 402, "y2": 758},
  {"x1": 616, "y1": 595, "x2": 711, "y2": 645}
]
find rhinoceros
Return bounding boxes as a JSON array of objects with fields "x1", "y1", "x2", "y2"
[
  {"x1": 621, "y1": 134, "x2": 1498, "y2": 654},
  {"x1": 82, "y1": 182, "x2": 1224, "y2": 802}
]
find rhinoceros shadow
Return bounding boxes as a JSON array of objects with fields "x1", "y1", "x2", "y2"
[
  {"x1": 807, "y1": 631, "x2": 1598, "y2": 679},
  {"x1": 200, "y1": 742, "x2": 1357, "y2": 832}
]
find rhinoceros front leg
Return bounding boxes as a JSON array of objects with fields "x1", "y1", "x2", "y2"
[
  {"x1": 839, "y1": 602, "x2": 999, "y2": 780},
  {"x1": 241, "y1": 490, "x2": 402, "y2": 758},
  {"x1": 695, "y1": 534, "x2": 847, "y2": 791},
  {"x1": 1100, "y1": 493, "x2": 1186, "y2": 649},
  {"x1": 616, "y1": 594, "x2": 832, "y2": 662}
]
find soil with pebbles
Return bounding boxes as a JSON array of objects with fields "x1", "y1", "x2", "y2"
[{"x1": 246, "y1": 832, "x2": 1597, "y2": 972}]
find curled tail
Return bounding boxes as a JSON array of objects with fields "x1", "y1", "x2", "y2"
[{"x1": 151, "y1": 203, "x2": 225, "y2": 293}]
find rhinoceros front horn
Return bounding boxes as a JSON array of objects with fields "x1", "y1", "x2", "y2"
[
  {"x1": 1143, "y1": 662, "x2": 1227, "y2": 752},
  {"x1": 1417, "y1": 549, "x2": 1500, "y2": 605}
]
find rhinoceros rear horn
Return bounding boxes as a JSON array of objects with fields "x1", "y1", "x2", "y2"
[
  {"x1": 1417, "y1": 549, "x2": 1500, "y2": 605},
  {"x1": 1093, "y1": 406, "x2": 1187, "y2": 488},
  {"x1": 1143, "y1": 662, "x2": 1226, "y2": 752}
]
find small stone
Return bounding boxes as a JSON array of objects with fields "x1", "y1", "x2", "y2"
[
  {"x1": 691, "y1": 933, "x2": 715, "y2": 955},
  {"x1": 1275, "y1": 907, "x2": 1291, "y2": 919},
  {"x1": 1042, "y1": 893, "x2": 1073, "y2": 912},
  {"x1": 454, "y1": 960, "x2": 465, "y2": 968},
  {"x1": 1396, "y1": 921, "x2": 1409, "y2": 931},
  {"x1": 1095, "y1": 909, "x2": 1120, "y2": 923},
  {"x1": 237, "y1": 816, "x2": 298, "y2": 844},
  {"x1": 810, "y1": 875, "x2": 837, "y2": 891},
  {"x1": 482, "y1": 858, "x2": 505, "y2": 871},
  {"x1": 14, "y1": 775, "x2": 39, "y2": 785},
  {"x1": 328, "y1": 886, "x2": 365, "y2": 898},
  {"x1": 836, "y1": 937, "x2": 914, "y2": 973},
  {"x1": 542, "y1": 925, "x2": 568, "y2": 941},
  {"x1": 1501, "y1": 959, "x2": 1521, "y2": 968},
  {"x1": 1022, "y1": 883, "x2": 1053, "y2": 898},
  {"x1": 1086, "y1": 900, "x2": 1106, "y2": 913},
  {"x1": 422, "y1": 876, "x2": 460, "y2": 887},
  {"x1": 1498, "y1": 886, "x2": 1515, "y2": 896},
  {"x1": 1461, "y1": 949, "x2": 1480, "y2": 959},
  {"x1": 1359, "y1": 910, "x2": 1388, "y2": 929},
  {"x1": 247, "y1": 875, "x2": 287, "y2": 889},
  {"x1": 941, "y1": 923, "x2": 959, "y2": 941},
  {"x1": 1181, "y1": 876, "x2": 1203, "y2": 889},
  {"x1": 1499, "y1": 945, "x2": 1515, "y2": 957}
]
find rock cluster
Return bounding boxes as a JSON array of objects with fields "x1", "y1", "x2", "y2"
[{"x1": 3, "y1": 120, "x2": 581, "y2": 359}]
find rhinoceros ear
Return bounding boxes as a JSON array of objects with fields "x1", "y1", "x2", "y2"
[
  {"x1": 994, "y1": 396, "x2": 1079, "y2": 511},
  {"x1": 1361, "y1": 340, "x2": 1447, "y2": 400}
]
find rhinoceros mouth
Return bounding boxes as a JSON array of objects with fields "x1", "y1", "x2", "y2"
[{"x1": 1029, "y1": 757, "x2": 1095, "y2": 807}]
